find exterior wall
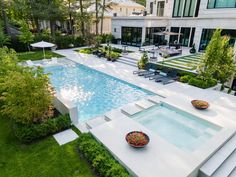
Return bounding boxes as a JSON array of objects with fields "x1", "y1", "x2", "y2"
[{"x1": 91, "y1": 17, "x2": 112, "y2": 34}]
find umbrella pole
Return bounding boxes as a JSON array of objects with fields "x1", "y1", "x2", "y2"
[{"x1": 43, "y1": 47, "x2": 45, "y2": 59}]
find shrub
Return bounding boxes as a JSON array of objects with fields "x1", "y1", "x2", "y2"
[
  {"x1": 110, "y1": 51, "x2": 120, "y2": 60},
  {"x1": 14, "y1": 114, "x2": 71, "y2": 143},
  {"x1": 188, "y1": 77, "x2": 217, "y2": 89},
  {"x1": 180, "y1": 75, "x2": 192, "y2": 83},
  {"x1": 138, "y1": 52, "x2": 148, "y2": 69},
  {"x1": 79, "y1": 48, "x2": 94, "y2": 54},
  {"x1": 78, "y1": 133, "x2": 130, "y2": 177},
  {"x1": 55, "y1": 35, "x2": 75, "y2": 49},
  {"x1": 111, "y1": 47, "x2": 122, "y2": 53}
]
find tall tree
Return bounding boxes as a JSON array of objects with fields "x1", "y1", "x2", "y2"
[
  {"x1": 0, "y1": 23, "x2": 10, "y2": 47},
  {"x1": 100, "y1": 0, "x2": 112, "y2": 34},
  {"x1": 79, "y1": 0, "x2": 85, "y2": 36},
  {"x1": 0, "y1": 0, "x2": 10, "y2": 35},
  {"x1": 18, "y1": 22, "x2": 34, "y2": 51}
]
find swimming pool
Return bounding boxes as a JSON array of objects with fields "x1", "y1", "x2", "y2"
[
  {"x1": 44, "y1": 60, "x2": 154, "y2": 122},
  {"x1": 132, "y1": 103, "x2": 222, "y2": 151}
]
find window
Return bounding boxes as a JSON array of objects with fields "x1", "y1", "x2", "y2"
[
  {"x1": 173, "y1": 0, "x2": 184, "y2": 17},
  {"x1": 157, "y1": 1, "x2": 165, "y2": 16},
  {"x1": 169, "y1": 27, "x2": 180, "y2": 43},
  {"x1": 114, "y1": 28, "x2": 116, "y2": 32},
  {"x1": 183, "y1": 0, "x2": 196, "y2": 17},
  {"x1": 180, "y1": 27, "x2": 191, "y2": 46},
  {"x1": 120, "y1": 8, "x2": 122, "y2": 11},
  {"x1": 207, "y1": 0, "x2": 236, "y2": 9},
  {"x1": 150, "y1": 2, "x2": 153, "y2": 14},
  {"x1": 145, "y1": 27, "x2": 166, "y2": 45}
]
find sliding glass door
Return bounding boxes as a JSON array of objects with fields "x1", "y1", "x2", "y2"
[{"x1": 121, "y1": 27, "x2": 142, "y2": 46}]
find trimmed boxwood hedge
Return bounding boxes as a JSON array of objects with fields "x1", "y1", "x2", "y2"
[
  {"x1": 14, "y1": 114, "x2": 71, "y2": 143},
  {"x1": 78, "y1": 133, "x2": 130, "y2": 177}
]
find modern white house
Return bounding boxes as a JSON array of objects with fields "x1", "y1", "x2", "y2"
[{"x1": 112, "y1": 0, "x2": 236, "y2": 51}]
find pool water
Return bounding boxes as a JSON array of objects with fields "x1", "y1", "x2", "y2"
[
  {"x1": 44, "y1": 60, "x2": 154, "y2": 122},
  {"x1": 132, "y1": 104, "x2": 222, "y2": 151}
]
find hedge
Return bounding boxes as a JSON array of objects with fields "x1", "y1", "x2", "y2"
[
  {"x1": 14, "y1": 114, "x2": 71, "y2": 143},
  {"x1": 78, "y1": 133, "x2": 130, "y2": 177},
  {"x1": 188, "y1": 77, "x2": 217, "y2": 89}
]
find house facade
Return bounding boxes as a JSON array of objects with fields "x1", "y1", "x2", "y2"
[{"x1": 112, "y1": 0, "x2": 236, "y2": 51}]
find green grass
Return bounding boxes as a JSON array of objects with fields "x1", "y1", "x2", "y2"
[
  {"x1": 0, "y1": 117, "x2": 95, "y2": 177},
  {"x1": 17, "y1": 50, "x2": 64, "y2": 62}
]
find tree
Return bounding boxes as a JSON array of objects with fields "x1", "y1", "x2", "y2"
[
  {"x1": 100, "y1": 1, "x2": 112, "y2": 34},
  {"x1": 0, "y1": 23, "x2": 10, "y2": 47},
  {"x1": 18, "y1": 22, "x2": 34, "y2": 51},
  {"x1": 199, "y1": 29, "x2": 236, "y2": 87},
  {"x1": 0, "y1": 47, "x2": 53, "y2": 124}
]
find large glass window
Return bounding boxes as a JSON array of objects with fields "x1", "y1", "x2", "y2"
[
  {"x1": 208, "y1": 0, "x2": 236, "y2": 8},
  {"x1": 169, "y1": 27, "x2": 180, "y2": 44},
  {"x1": 150, "y1": 2, "x2": 153, "y2": 14},
  {"x1": 121, "y1": 27, "x2": 142, "y2": 47},
  {"x1": 199, "y1": 29, "x2": 236, "y2": 51},
  {"x1": 157, "y1": 1, "x2": 165, "y2": 17},
  {"x1": 173, "y1": 0, "x2": 184, "y2": 17},
  {"x1": 180, "y1": 28, "x2": 191, "y2": 46},
  {"x1": 145, "y1": 27, "x2": 166, "y2": 46}
]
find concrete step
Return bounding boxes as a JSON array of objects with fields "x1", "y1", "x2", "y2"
[
  {"x1": 120, "y1": 55, "x2": 140, "y2": 61},
  {"x1": 121, "y1": 103, "x2": 143, "y2": 116},
  {"x1": 119, "y1": 57, "x2": 138, "y2": 64},
  {"x1": 199, "y1": 134, "x2": 236, "y2": 177},
  {"x1": 211, "y1": 150, "x2": 236, "y2": 177},
  {"x1": 148, "y1": 95, "x2": 164, "y2": 104},
  {"x1": 104, "y1": 109, "x2": 129, "y2": 121},
  {"x1": 86, "y1": 116, "x2": 107, "y2": 129},
  {"x1": 228, "y1": 167, "x2": 236, "y2": 177},
  {"x1": 117, "y1": 59, "x2": 137, "y2": 67},
  {"x1": 135, "y1": 100, "x2": 156, "y2": 109}
]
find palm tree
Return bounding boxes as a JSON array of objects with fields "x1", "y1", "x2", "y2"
[
  {"x1": 100, "y1": 0, "x2": 112, "y2": 34},
  {"x1": 79, "y1": 0, "x2": 85, "y2": 36}
]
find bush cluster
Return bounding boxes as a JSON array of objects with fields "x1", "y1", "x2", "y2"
[
  {"x1": 78, "y1": 133, "x2": 130, "y2": 177},
  {"x1": 14, "y1": 114, "x2": 71, "y2": 143},
  {"x1": 180, "y1": 75, "x2": 217, "y2": 89}
]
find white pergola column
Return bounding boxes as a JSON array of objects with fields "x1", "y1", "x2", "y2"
[{"x1": 141, "y1": 27, "x2": 146, "y2": 45}]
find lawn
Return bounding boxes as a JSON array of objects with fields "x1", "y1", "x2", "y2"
[
  {"x1": 17, "y1": 50, "x2": 64, "y2": 61},
  {"x1": 0, "y1": 117, "x2": 95, "y2": 177}
]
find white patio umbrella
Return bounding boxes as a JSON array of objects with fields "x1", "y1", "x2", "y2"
[{"x1": 30, "y1": 41, "x2": 55, "y2": 59}]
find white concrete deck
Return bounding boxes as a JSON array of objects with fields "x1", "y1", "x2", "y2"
[{"x1": 53, "y1": 48, "x2": 236, "y2": 177}]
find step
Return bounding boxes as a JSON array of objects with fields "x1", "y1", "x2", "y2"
[
  {"x1": 117, "y1": 59, "x2": 137, "y2": 67},
  {"x1": 135, "y1": 100, "x2": 156, "y2": 109},
  {"x1": 148, "y1": 95, "x2": 164, "y2": 104},
  {"x1": 200, "y1": 134, "x2": 236, "y2": 177},
  {"x1": 104, "y1": 109, "x2": 129, "y2": 121},
  {"x1": 119, "y1": 57, "x2": 138, "y2": 64},
  {"x1": 121, "y1": 104, "x2": 143, "y2": 116},
  {"x1": 74, "y1": 123, "x2": 89, "y2": 133},
  {"x1": 228, "y1": 167, "x2": 236, "y2": 177},
  {"x1": 211, "y1": 150, "x2": 236, "y2": 177},
  {"x1": 120, "y1": 55, "x2": 139, "y2": 61},
  {"x1": 86, "y1": 116, "x2": 107, "y2": 129}
]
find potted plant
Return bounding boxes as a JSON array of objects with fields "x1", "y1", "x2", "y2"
[
  {"x1": 189, "y1": 44, "x2": 196, "y2": 53},
  {"x1": 126, "y1": 131, "x2": 150, "y2": 148},
  {"x1": 110, "y1": 51, "x2": 120, "y2": 62},
  {"x1": 191, "y1": 100, "x2": 209, "y2": 110}
]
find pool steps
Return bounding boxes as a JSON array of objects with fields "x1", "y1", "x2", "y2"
[
  {"x1": 148, "y1": 95, "x2": 164, "y2": 104},
  {"x1": 199, "y1": 133, "x2": 236, "y2": 177},
  {"x1": 135, "y1": 100, "x2": 155, "y2": 109},
  {"x1": 104, "y1": 109, "x2": 128, "y2": 121},
  {"x1": 121, "y1": 103, "x2": 143, "y2": 116}
]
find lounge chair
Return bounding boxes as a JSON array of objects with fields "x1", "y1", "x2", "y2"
[
  {"x1": 149, "y1": 72, "x2": 167, "y2": 80},
  {"x1": 144, "y1": 70, "x2": 160, "y2": 78},
  {"x1": 138, "y1": 69, "x2": 156, "y2": 76},
  {"x1": 26, "y1": 60, "x2": 42, "y2": 67},
  {"x1": 133, "y1": 69, "x2": 146, "y2": 75},
  {"x1": 155, "y1": 77, "x2": 175, "y2": 85}
]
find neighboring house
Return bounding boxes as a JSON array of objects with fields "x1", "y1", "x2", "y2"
[{"x1": 88, "y1": 0, "x2": 145, "y2": 34}]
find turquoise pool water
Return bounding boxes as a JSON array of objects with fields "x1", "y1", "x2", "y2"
[
  {"x1": 132, "y1": 103, "x2": 222, "y2": 151},
  {"x1": 44, "y1": 60, "x2": 154, "y2": 122}
]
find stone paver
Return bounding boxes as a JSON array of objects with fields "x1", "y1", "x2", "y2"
[{"x1": 53, "y1": 129, "x2": 78, "y2": 145}]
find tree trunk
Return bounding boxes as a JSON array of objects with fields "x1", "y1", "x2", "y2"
[
  {"x1": 79, "y1": 0, "x2": 85, "y2": 36},
  {"x1": 95, "y1": 0, "x2": 99, "y2": 35},
  {"x1": 50, "y1": 20, "x2": 55, "y2": 39},
  {"x1": 100, "y1": 0, "x2": 105, "y2": 35},
  {"x1": 0, "y1": 0, "x2": 10, "y2": 35},
  {"x1": 68, "y1": 0, "x2": 73, "y2": 35}
]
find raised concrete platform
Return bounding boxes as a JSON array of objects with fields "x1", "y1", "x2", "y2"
[
  {"x1": 53, "y1": 129, "x2": 78, "y2": 145},
  {"x1": 148, "y1": 95, "x2": 164, "y2": 104},
  {"x1": 121, "y1": 104, "x2": 143, "y2": 116},
  {"x1": 135, "y1": 100, "x2": 155, "y2": 109},
  {"x1": 86, "y1": 116, "x2": 106, "y2": 129},
  {"x1": 104, "y1": 108, "x2": 128, "y2": 121}
]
